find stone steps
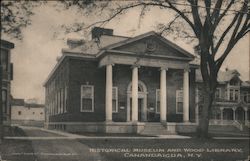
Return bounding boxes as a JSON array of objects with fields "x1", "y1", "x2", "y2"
[{"x1": 141, "y1": 123, "x2": 176, "y2": 135}]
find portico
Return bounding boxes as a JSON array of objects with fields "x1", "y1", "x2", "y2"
[{"x1": 102, "y1": 53, "x2": 192, "y2": 124}]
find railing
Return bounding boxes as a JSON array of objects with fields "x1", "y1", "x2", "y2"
[
  {"x1": 233, "y1": 120, "x2": 243, "y2": 131},
  {"x1": 209, "y1": 119, "x2": 244, "y2": 131},
  {"x1": 209, "y1": 119, "x2": 234, "y2": 125}
]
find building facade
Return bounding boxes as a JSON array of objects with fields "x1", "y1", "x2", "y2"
[
  {"x1": 1, "y1": 39, "x2": 14, "y2": 126},
  {"x1": 44, "y1": 27, "x2": 249, "y2": 134},
  {"x1": 44, "y1": 28, "x2": 198, "y2": 134},
  {"x1": 11, "y1": 99, "x2": 45, "y2": 127},
  {"x1": 196, "y1": 69, "x2": 250, "y2": 128}
]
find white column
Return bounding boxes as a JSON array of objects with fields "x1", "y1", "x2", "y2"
[
  {"x1": 183, "y1": 68, "x2": 189, "y2": 122},
  {"x1": 160, "y1": 68, "x2": 167, "y2": 122},
  {"x1": 105, "y1": 64, "x2": 113, "y2": 122},
  {"x1": 131, "y1": 66, "x2": 139, "y2": 122}
]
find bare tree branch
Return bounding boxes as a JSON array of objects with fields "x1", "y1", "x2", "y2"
[{"x1": 215, "y1": 0, "x2": 249, "y2": 71}]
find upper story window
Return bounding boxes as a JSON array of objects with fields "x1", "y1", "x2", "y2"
[
  {"x1": 81, "y1": 85, "x2": 94, "y2": 112},
  {"x1": 112, "y1": 87, "x2": 118, "y2": 113},
  {"x1": 243, "y1": 92, "x2": 250, "y2": 103},
  {"x1": 229, "y1": 77, "x2": 240, "y2": 86},
  {"x1": 176, "y1": 89, "x2": 183, "y2": 114},
  {"x1": 1, "y1": 49, "x2": 9, "y2": 72},
  {"x1": 229, "y1": 88, "x2": 240, "y2": 101},
  {"x1": 215, "y1": 88, "x2": 221, "y2": 99},
  {"x1": 18, "y1": 111, "x2": 21, "y2": 115}
]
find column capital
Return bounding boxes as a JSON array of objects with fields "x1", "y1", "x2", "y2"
[
  {"x1": 160, "y1": 67, "x2": 168, "y2": 71},
  {"x1": 131, "y1": 64, "x2": 140, "y2": 69},
  {"x1": 184, "y1": 68, "x2": 190, "y2": 72},
  {"x1": 220, "y1": 107, "x2": 224, "y2": 111},
  {"x1": 106, "y1": 63, "x2": 114, "y2": 66}
]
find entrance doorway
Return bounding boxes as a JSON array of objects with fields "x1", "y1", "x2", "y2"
[
  {"x1": 130, "y1": 98, "x2": 143, "y2": 121},
  {"x1": 127, "y1": 81, "x2": 147, "y2": 122}
]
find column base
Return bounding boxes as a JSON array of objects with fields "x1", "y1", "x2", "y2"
[{"x1": 104, "y1": 120, "x2": 113, "y2": 123}]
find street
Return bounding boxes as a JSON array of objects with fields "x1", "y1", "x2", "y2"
[{"x1": 0, "y1": 126, "x2": 249, "y2": 161}]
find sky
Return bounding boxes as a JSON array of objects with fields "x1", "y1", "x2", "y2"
[{"x1": 2, "y1": 1, "x2": 249, "y2": 104}]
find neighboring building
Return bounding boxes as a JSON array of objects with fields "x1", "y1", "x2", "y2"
[
  {"x1": 0, "y1": 39, "x2": 14, "y2": 126},
  {"x1": 11, "y1": 98, "x2": 45, "y2": 127},
  {"x1": 196, "y1": 69, "x2": 250, "y2": 127},
  {"x1": 44, "y1": 27, "x2": 198, "y2": 134}
]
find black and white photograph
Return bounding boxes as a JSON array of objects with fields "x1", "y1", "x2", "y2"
[{"x1": 0, "y1": 0, "x2": 249, "y2": 161}]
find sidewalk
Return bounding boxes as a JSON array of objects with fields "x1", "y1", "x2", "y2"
[{"x1": 4, "y1": 126, "x2": 249, "y2": 140}]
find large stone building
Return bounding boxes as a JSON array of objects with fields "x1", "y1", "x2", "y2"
[
  {"x1": 1, "y1": 39, "x2": 14, "y2": 127},
  {"x1": 44, "y1": 27, "x2": 249, "y2": 134}
]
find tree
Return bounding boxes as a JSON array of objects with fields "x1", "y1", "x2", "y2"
[
  {"x1": 59, "y1": 0, "x2": 249, "y2": 138},
  {"x1": 1, "y1": 0, "x2": 44, "y2": 39},
  {"x1": 1, "y1": 0, "x2": 249, "y2": 139}
]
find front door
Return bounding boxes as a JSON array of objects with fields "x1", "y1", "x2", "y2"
[{"x1": 130, "y1": 98, "x2": 143, "y2": 122}]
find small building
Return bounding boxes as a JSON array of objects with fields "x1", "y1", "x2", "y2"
[
  {"x1": 11, "y1": 98, "x2": 45, "y2": 127},
  {"x1": 1, "y1": 39, "x2": 14, "y2": 126},
  {"x1": 44, "y1": 27, "x2": 198, "y2": 134}
]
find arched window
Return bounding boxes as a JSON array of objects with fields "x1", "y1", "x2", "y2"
[{"x1": 127, "y1": 81, "x2": 147, "y2": 93}]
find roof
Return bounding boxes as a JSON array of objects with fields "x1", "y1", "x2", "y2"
[
  {"x1": 0, "y1": 39, "x2": 14, "y2": 49},
  {"x1": 102, "y1": 31, "x2": 194, "y2": 59},
  {"x1": 11, "y1": 98, "x2": 45, "y2": 108},
  {"x1": 62, "y1": 31, "x2": 194, "y2": 59},
  {"x1": 11, "y1": 98, "x2": 25, "y2": 106},
  {"x1": 45, "y1": 30, "x2": 195, "y2": 86},
  {"x1": 63, "y1": 35, "x2": 128, "y2": 55},
  {"x1": 196, "y1": 69, "x2": 242, "y2": 83},
  {"x1": 25, "y1": 103, "x2": 45, "y2": 108},
  {"x1": 242, "y1": 81, "x2": 250, "y2": 87}
]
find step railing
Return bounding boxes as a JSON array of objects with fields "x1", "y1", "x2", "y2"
[
  {"x1": 233, "y1": 120, "x2": 243, "y2": 131},
  {"x1": 209, "y1": 119, "x2": 234, "y2": 125},
  {"x1": 209, "y1": 119, "x2": 244, "y2": 131}
]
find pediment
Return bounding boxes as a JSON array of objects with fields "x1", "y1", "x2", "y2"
[{"x1": 104, "y1": 32, "x2": 194, "y2": 60}]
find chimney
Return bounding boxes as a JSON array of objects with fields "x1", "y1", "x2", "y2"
[{"x1": 91, "y1": 27, "x2": 113, "y2": 40}]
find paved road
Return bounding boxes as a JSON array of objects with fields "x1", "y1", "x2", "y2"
[{"x1": 4, "y1": 127, "x2": 104, "y2": 161}]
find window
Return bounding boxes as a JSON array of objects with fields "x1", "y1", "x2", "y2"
[
  {"x1": 228, "y1": 88, "x2": 240, "y2": 101},
  {"x1": 60, "y1": 88, "x2": 64, "y2": 113},
  {"x1": 176, "y1": 90, "x2": 183, "y2": 114},
  {"x1": 215, "y1": 88, "x2": 221, "y2": 99},
  {"x1": 33, "y1": 112, "x2": 35, "y2": 115},
  {"x1": 243, "y1": 92, "x2": 250, "y2": 103},
  {"x1": 81, "y1": 85, "x2": 94, "y2": 112},
  {"x1": 155, "y1": 89, "x2": 160, "y2": 113},
  {"x1": 2, "y1": 90, "x2": 7, "y2": 113},
  {"x1": 1, "y1": 49, "x2": 9, "y2": 71},
  {"x1": 112, "y1": 87, "x2": 118, "y2": 112},
  {"x1": 229, "y1": 89, "x2": 234, "y2": 100},
  {"x1": 235, "y1": 90, "x2": 239, "y2": 100},
  {"x1": 40, "y1": 112, "x2": 43, "y2": 115},
  {"x1": 64, "y1": 86, "x2": 68, "y2": 112},
  {"x1": 229, "y1": 78, "x2": 239, "y2": 86},
  {"x1": 18, "y1": 111, "x2": 21, "y2": 115}
]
